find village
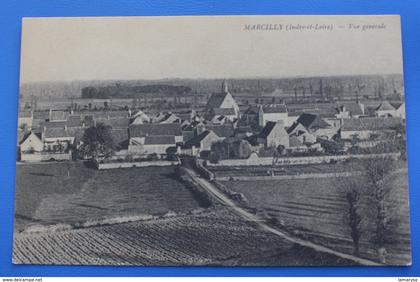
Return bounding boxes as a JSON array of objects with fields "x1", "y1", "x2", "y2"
[{"x1": 17, "y1": 79, "x2": 406, "y2": 168}]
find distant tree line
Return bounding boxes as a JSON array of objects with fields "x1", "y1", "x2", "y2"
[{"x1": 81, "y1": 84, "x2": 192, "y2": 99}]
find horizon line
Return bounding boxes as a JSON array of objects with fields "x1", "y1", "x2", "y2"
[{"x1": 20, "y1": 72, "x2": 404, "y2": 85}]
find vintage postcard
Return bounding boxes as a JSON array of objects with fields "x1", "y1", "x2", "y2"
[{"x1": 14, "y1": 15, "x2": 410, "y2": 266}]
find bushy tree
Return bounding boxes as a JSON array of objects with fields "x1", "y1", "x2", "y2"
[
  {"x1": 337, "y1": 155, "x2": 399, "y2": 262},
  {"x1": 80, "y1": 123, "x2": 115, "y2": 159},
  {"x1": 362, "y1": 156, "x2": 396, "y2": 253},
  {"x1": 335, "y1": 160, "x2": 366, "y2": 256}
]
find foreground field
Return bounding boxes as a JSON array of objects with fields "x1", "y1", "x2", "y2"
[
  {"x1": 13, "y1": 209, "x2": 356, "y2": 266},
  {"x1": 210, "y1": 162, "x2": 351, "y2": 179},
  {"x1": 220, "y1": 168, "x2": 411, "y2": 265},
  {"x1": 15, "y1": 163, "x2": 204, "y2": 231}
]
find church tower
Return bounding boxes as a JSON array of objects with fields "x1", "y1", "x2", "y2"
[{"x1": 221, "y1": 79, "x2": 229, "y2": 93}]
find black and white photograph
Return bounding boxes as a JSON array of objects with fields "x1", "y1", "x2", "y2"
[{"x1": 13, "y1": 15, "x2": 410, "y2": 266}]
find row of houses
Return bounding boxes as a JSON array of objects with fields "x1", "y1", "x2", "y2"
[{"x1": 17, "y1": 80, "x2": 405, "y2": 162}]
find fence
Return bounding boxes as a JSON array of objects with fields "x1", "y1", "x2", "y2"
[
  {"x1": 207, "y1": 153, "x2": 400, "y2": 167},
  {"x1": 20, "y1": 152, "x2": 72, "y2": 162},
  {"x1": 96, "y1": 160, "x2": 180, "y2": 170}
]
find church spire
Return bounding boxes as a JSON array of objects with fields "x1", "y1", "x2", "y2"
[{"x1": 221, "y1": 79, "x2": 229, "y2": 93}]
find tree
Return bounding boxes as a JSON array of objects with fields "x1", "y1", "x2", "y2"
[
  {"x1": 335, "y1": 159, "x2": 367, "y2": 256},
  {"x1": 209, "y1": 151, "x2": 221, "y2": 164},
  {"x1": 80, "y1": 123, "x2": 115, "y2": 159},
  {"x1": 362, "y1": 156, "x2": 395, "y2": 256},
  {"x1": 337, "y1": 154, "x2": 398, "y2": 262}
]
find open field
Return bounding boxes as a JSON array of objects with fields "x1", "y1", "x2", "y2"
[
  {"x1": 209, "y1": 160, "x2": 406, "y2": 179},
  {"x1": 13, "y1": 208, "x2": 356, "y2": 266},
  {"x1": 210, "y1": 162, "x2": 351, "y2": 179},
  {"x1": 14, "y1": 162, "x2": 204, "y2": 232},
  {"x1": 220, "y1": 167, "x2": 411, "y2": 265}
]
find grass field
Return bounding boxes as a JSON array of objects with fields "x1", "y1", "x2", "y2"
[
  {"x1": 210, "y1": 162, "x2": 354, "y2": 178},
  {"x1": 13, "y1": 208, "x2": 356, "y2": 266},
  {"x1": 220, "y1": 167, "x2": 411, "y2": 265},
  {"x1": 14, "y1": 162, "x2": 204, "y2": 232}
]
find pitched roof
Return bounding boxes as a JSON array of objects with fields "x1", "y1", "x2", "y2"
[
  {"x1": 375, "y1": 101, "x2": 395, "y2": 111},
  {"x1": 336, "y1": 102, "x2": 364, "y2": 116},
  {"x1": 296, "y1": 113, "x2": 330, "y2": 130},
  {"x1": 287, "y1": 122, "x2": 309, "y2": 135},
  {"x1": 92, "y1": 110, "x2": 129, "y2": 119},
  {"x1": 67, "y1": 115, "x2": 83, "y2": 127},
  {"x1": 206, "y1": 92, "x2": 229, "y2": 109},
  {"x1": 182, "y1": 131, "x2": 195, "y2": 143},
  {"x1": 185, "y1": 130, "x2": 213, "y2": 147},
  {"x1": 260, "y1": 104, "x2": 288, "y2": 114},
  {"x1": 235, "y1": 126, "x2": 253, "y2": 134},
  {"x1": 110, "y1": 128, "x2": 129, "y2": 147},
  {"x1": 243, "y1": 106, "x2": 259, "y2": 115},
  {"x1": 33, "y1": 111, "x2": 49, "y2": 120},
  {"x1": 144, "y1": 135, "x2": 176, "y2": 145},
  {"x1": 259, "y1": 121, "x2": 276, "y2": 138},
  {"x1": 132, "y1": 110, "x2": 150, "y2": 121},
  {"x1": 159, "y1": 113, "x2": 181, "y2": 124},
  {"x1": 67, "y1": 127, "x2": 85, "y2": 141},
  {"x1": 341, "y1": 117, "x2": 402, "y2": 131},
  {"x1": 259, "y1": 121, "x2": 287, "y2": 139},
  {"x1": 97, "y1": 118, "x2": 130, "y2": 129},
  {"x1": 20, "y1": 131, "x2": 42, "y2": 145},
  {"x1": 44, "y1": 128, "x2": 71, "y2": 139},
  {"x1": 205, "y1": 124, "x2": 234, "y2": 138},
  {"x1": 129, "y1": 123, "x2": 182, "y2": 138},
  {"x1": 42, "y1": 121, "x2": 67, "y2": 129},
  {"x1": 50, "y1": 110, "x2": 69, "y2": 121},
  {"x1": 391, "y1": 102, "x2": 404, "y2": 110},
  {"x1": 212, "y1": 108, "x2": 236, "y2": 116}
]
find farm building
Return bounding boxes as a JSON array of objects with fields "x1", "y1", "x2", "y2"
[
  {"x1": 205, "y1": 124, "x2": 235, "y2": 139},
  {"x1": 257, "y1": 121, "x2": 289, "y2": 148},
  {"x1": 139, "y1": 136, "x2": 177, "y2": 156},
  {"x1": 209, "y1": 107, "x2": 238, "y2": 124},
  {"x1": 392, "y1": 102, "x2": 406, "y2": 120},
  {"x1": 375, "y1": 101, "x2": 396, "y2": 117},
  {"x1": 48, "y1": 110, "x2": 69, "y2": 122},
  {"x1": 42, "y1": 127, "x2": 75, "y2": 152},
  {"x1": 335, "y1": 102, "x2": 365, "y2": 118},
  {"x1": 239, "y1": 105, "x2": 259, "y2": 128},
  {"x1": 66, "y1": 115, "x2": 83, "y2": 128},
  {"x1": 287, "y1": 123, "x2": 317, "y2": 144},
  {"x1": 184, "y1": 130, "x2": 221, "y2": 156},
  {"x1": 340, "y1": 117, "x2": 402, "y2": 140},
  {"x1": 128, "y1": 123, "x2": 183, "y2": 155},
  {"x1": 258, "y1": 104, "x2": 288, "y2": 127},
  {"x1": 289, "y1": 113, "x2": 338, "y2": 140},
  {"x1": 97, "y1": 117, "x2": 130, "y2": 129},
  {"x1": 152, "y1": 112, "x2": 181, "y2": 124},
  {"x1": 19, "y1": 131, "x2": 43, "y2": 153},
  {"x1": 131, "y1": 110, "x2": 151, "y2": 124}
]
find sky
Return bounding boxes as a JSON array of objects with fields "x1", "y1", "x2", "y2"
[{"x1": 20, "y1": 15, "x2": 404, "y2": 83}]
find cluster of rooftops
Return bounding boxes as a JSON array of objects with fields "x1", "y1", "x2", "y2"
[{"x1": 17, "y1": 81, "x2": 405, "y2": 158}]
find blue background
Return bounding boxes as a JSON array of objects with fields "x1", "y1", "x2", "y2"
[{"x1": 1, "y1": 0, "x2": 419, "y2": 277}]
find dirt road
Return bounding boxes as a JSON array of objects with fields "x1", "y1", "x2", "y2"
[{"x1": 183, "y1": 166, "x2": 382, "y2": 266}]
